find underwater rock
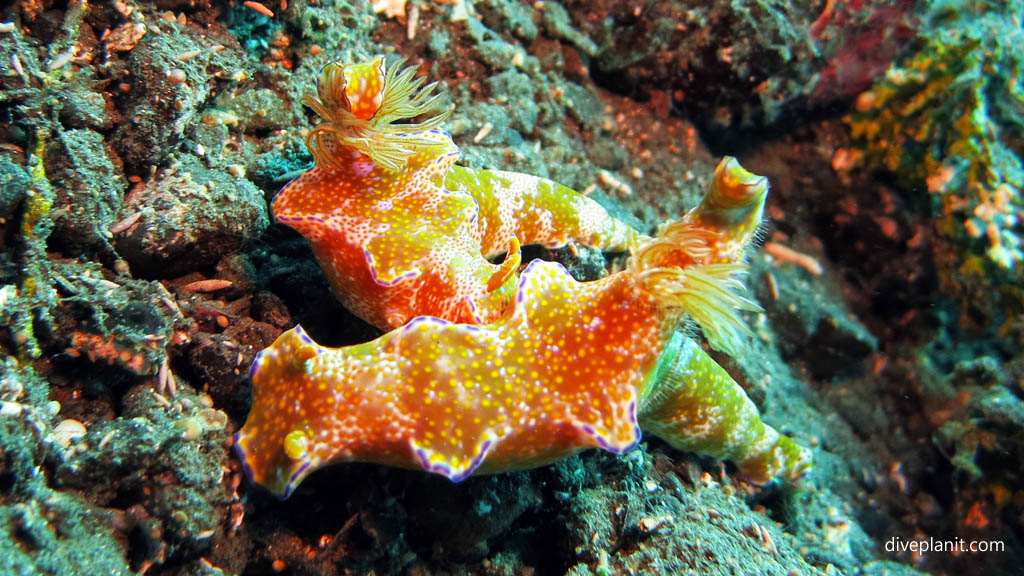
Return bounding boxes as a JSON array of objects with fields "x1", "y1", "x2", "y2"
[
  {"x1": 57, "y1": 87, "x2": 113, "y2": 131},
  {"x1": 557, "y1": 450, "x2": 825, "y2": 576},
  {"x1": 57, "y1": 382, "x2": 235, "y2": 570},
  {"x1": 537, "y1": 1, "x2": 599, "y2": 58},
  {"x1": 754, "y1": 258, "x2": 877, "y2": 379},
  {"x1": 0, "y1": 155, "x2": 31, "y2": 221},
  {"x1": 0, "y1": 418, "x2": 135, "y2": 575},
  {"x1": 0, "y1": 23, "x2": 39, "y2": 97},
  {"x1": 244, "y1": 136, "x2": 311, "y2": 193},
  {"x1": 556, "y1": 0, "x2": 821, "y2": 129},
  {"x1": 404, "y1": 474, "x2": 542, "y2": 559},
  {"x1": 250, "y1": 290, "x2": 293, "y2": 330},
  {"x1": 844, "y1": 0, "x2": 1024, "y2": 327},
  {"x1": 0, "y1": 352, "x2": 133, "y2": 575},
  {"x1": 113, "y1": 155, "x2": 269, "y2": 277},
  {"x1": 486, "y1": 70, "x2": 538, "y2": 135},
  {"x1": 477, "y1": 0, "x2": 539, "y2": 43},
  {"x1": 809, "y1": 0, "x2": 914, "y2": 103},
  {"x1": 559, "y1": 82, "x2": 608, "y2": 133},
  {"x1": 214, "y1": 86, "x2": 294, "y2": 134},
  {"x1": 111, "y1": 20, "x2": 248, "y2": 172},
  {"x1": 44, "y1": 128, "x2": 126, "y2": 254},
  {"x1": 187, "y1": 324, "x2": 277, "y2": 418}
]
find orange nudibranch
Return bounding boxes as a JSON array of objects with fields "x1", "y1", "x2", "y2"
[
  {"x1": 237, "y1": 157, "x2": 812, "y2": 498},
  {"x1": 272, "y1": 55, "x2": 637, "y2": 330}
]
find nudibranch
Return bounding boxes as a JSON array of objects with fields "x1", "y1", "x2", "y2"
[
  {"x1": 272, "y1": 55, "x2": 638, "y2": 329},
  {"x1": 237, "y1": 157, "x2": 812, "y2": 498}
]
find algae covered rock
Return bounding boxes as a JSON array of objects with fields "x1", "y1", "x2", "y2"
[
  {"x1": 0, "y1": 356, "x2": 133, "y2": 576},
  {"x1": 753, "y1": 258, "x2": 877, "y2": 379},
  {"x1": 113, "y1": 155, "x2": 269, "y2": 277},
  {"x1": 111, "y1": 19, "x2": 249, "y2": 172},
  {"x1": 45, "y1": 128, "x2": 127, "y2": 253},
  {"x1": 555, "y1": 0, "x2": 822, "y2": 129},
  {"x1": 0, "y1": 155, "x2": 31, "y2": 221},
  {"x1": 57, "y1": 382, "x2": 235, "y2": 571},
  {"x1": 846, "y1": 0, "x2": 1024, "y2": 266}
]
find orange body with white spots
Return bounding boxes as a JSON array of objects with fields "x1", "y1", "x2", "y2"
[
  {"x1": 274, "y1": 133, "x2": 636, "y2": 328},
  {"x1": 274, "y1": 56, "x2": 636, "y2": 329},
  {"x1": 681, "y1": 157, "x2": 768, "y2": 265},
  {"x1": 237, "y1": 262, "x2": 664, "y2": 496},
  {"x1": 238, "y1": 157, "x2": 813, "y2": 498}
]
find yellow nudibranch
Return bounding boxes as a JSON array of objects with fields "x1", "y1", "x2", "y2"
[
  {"x1": 238, "y1": 101, "x2": 812, "y2": 496},
  {"x1": 272, "y1": 55, "x2": 637, "y2": 330}
]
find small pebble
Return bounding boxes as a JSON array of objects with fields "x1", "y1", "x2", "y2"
[
  {"x1": 53, "y1": 419, "x2": 88, "y2": 449},
  {"x1": 175, "y1": 417, "x2": 204, "y2": 441},
  {"x1": 167, "y1": 68, "x2": 187, "y2": 84},
  {"x1": 200, "y1": 408, "x2": 228, "y2": 432}
]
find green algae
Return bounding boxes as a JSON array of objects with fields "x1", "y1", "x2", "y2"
[{"x1": 10, "y1": 131, "x2": 57, "y2": 363}]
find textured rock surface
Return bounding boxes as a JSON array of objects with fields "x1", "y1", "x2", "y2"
[{"x1": 114, "y1": 156, "x2": 269, "y2": 277}]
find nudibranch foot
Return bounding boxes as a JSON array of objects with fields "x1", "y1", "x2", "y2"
[{"x1": 639, "y1": 333, "x2": 812, "y2": 484}]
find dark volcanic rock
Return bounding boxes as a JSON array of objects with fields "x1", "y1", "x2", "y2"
[
  {"x1": 45, "y1": 128, "x2": 127, "y2": 253},
  {"x1": 557, "y1": 0, "x2": 822, "y2": 129},
  {"x1": 113, "y1": 155, "x2": 268, "y2": 277}
]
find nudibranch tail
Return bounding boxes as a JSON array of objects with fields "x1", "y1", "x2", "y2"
[
  {"x1": 684, "y1": 156, "x2": 769, "y2": 264},
  {"x1": 707, "y1": 156, "x2": 770, "y2": 211},
  {"x1": 640, "y1": 333, "x2": 812, "y2": 483},
  {"x1": 303, "y1": 55, "x2": 450, "y2": 172},
  {"x1": 627, "y1": 156, "x2": 769, "y2": 355}
]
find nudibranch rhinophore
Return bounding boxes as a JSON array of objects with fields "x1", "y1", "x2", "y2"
[
  {"x1": 237, "y1": 156, "x2": 812, "y2": 498},
  {"x1": 272, "y1": 55, "x2": 638, "y2": 330}
]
